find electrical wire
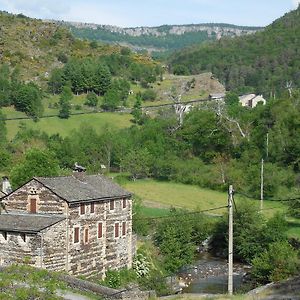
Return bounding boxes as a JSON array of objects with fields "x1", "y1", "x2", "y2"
[
  {"x1": 134, "y1": 205, "x2": 229, "y2": 221},
  {"x1": 235, "y1": 191, "x2": 300, "y2": 202}
]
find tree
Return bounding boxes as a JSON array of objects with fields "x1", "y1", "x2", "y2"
[
  {"x1": 48, "y1": 68, "x2": 65, "y2": 94},
  {"x1": 251, "y1": 241, "x2": 299, "y2": 284},
  {"x1": 14, "y1": 83, "x2": 43, "y2": 119},
  {"x1": 121, "y1": 148, "x2": 152, "y2": 180},
  {"x1": 102, "y1": 89, "x2": 120, "y2": 111},
  {"x1": 58, "y1": 86, "x2": 72, "y2": 119},
  {"x1": 94, "y1": 64, "x2": 111, "y2": 95},
  {"x1": 85, "y1": 92, "x2": 98, "y2": 107},
  {"x1": 10, "y1": 148, "x2": 60, "y2": 188},
  {"x1": 0, "y1": 110, "x2": 7, "y2": 145}
]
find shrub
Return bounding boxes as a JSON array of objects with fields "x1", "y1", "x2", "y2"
[{"x1": 251, "y1": 241, "x2": 300, "y2": 283}]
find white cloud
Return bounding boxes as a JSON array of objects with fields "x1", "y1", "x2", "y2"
[
  {"x1": 0, "y1": 0, "x2": 70, "y2": 19},
  {"x1": 292, "y1": 0, "x2": 300, "y2": 7}
]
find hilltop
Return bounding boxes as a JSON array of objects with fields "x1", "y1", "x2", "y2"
[
  {"x1": 168, "y1": 6, "x2": 300, "y2": 96},
  {"x1": 60, "y1": 21, "x2": 261, "y2": 54},
  {"x1": 0, "y1": 11, "x2": 124, "y2": 82}
]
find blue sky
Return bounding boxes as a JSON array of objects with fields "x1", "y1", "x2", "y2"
[{"x1": 0, "y1": 0, "x2": 299, "y2": 27}]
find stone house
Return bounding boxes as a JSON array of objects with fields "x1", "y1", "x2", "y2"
[
  {"x1": 239, "y1": 94, "x2": 266, "y2": 108},
  {"x1": 0, "y1": 174, "x2": 134, "y2": 278}
]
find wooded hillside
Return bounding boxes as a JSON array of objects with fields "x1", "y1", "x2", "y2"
[{"x1": 168, "y1": 6, "x2": 300, "y2": 96}]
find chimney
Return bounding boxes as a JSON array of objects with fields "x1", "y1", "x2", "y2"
[
  {"x1": 72, "y1": 163, "x2": 86, "y2": 182},
  {"x1": 2, "y1": 177, "x2": 12, "y2": 195}
]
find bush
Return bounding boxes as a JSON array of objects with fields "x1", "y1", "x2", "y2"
[
  {"x1": 251, "y1": 241, "x2": 300, "y2": 284},
  {"x1": 141, "y1": 89, "x2": 157, "y2": 101}
]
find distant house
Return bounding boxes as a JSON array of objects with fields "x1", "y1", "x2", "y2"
[
  {"x1": 239, "y1": 94, "x2": 266, "y2": 108},
  {"x1": 0, "y1": 174, "x2": 134, "y2": 278}
]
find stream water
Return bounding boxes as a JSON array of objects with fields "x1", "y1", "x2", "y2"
[{"x1": 176, "y1": 253, "x2": 250, "y2": 294}]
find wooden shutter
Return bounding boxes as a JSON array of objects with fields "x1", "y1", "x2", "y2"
[
  {"x1": 80, "y1": 203, "x2": 85, "y2": 215},
  {"x1": 30, "y1": 198, "x2": 37, "y2": 213},
  {"x1": 90, "y1": 202, "x2": 95, "y2": 213},
  {"x1": 114, "y1": 223, "x2": 119, "y2": 238},
  {"x1": 74, "y1": 227, "x2": 79, "y2": 243},
  {"x1": 98, "y1": 223, "x2": 102, "y2": 238},
  {"x1": 84, "y1": 228, "x2": 89, "y2": 244},
  {"x1": 122, "y1": 222, "x2": 126, "y2": 236},
  {"x1": 110, "y1": 200, "x2": 114, "y2": 210}
]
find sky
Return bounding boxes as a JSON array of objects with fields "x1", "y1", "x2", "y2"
[{"x1": 0, "y1": 0, "x2": 299, "y2": 28}]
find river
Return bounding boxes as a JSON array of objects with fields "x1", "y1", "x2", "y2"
[{"x1": 176, "y1": 253, "x2": 250, "y2": 294}]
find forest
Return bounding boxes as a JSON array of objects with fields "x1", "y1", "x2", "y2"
[{"x1": 169, "y1": 6, "x2": 300, "y2": 97}]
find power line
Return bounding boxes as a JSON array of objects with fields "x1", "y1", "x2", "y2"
[
  {"x1": 235, "y1": 191, "x2": 300, "y2": 202},
  {"x1": 134, "y1": 205, "x2": 228, "y2": 221}
]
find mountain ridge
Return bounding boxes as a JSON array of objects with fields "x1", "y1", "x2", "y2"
[{"x1": 57, "y1": 20, "x2": 262, "y2": 53}]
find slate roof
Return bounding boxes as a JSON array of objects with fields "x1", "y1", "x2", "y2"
[
  {"x1": 35, "y1": 174, "x2": 131, "y2": 203},
  {"x1": 0, "y1": 213, "x2": 65, "y2": 233}
]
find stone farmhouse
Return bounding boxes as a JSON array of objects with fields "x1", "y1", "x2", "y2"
[
  {"x1": 0, "y1": 173, "x2": 134, "y2": 278},
  {"x1": 239, "y1": 94, "x2": 266, "y2": 108}
]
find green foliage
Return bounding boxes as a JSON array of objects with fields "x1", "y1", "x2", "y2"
[
  {"x1": 251, "y1": 241, "x2": 300, "y2": 283},
  {"x1": 172, "y1": 64, "x2": 190, "y2": 75},
  {"x1": 141, "y1": 89, "x2": 157, "y2": 101},
  {"x1": 154, "y1": 209, "x2": 211, "y2": 273},
  {"x1": 0, "y1": 264, "x2": 66, "y2": 299},
  {"x1": 132, "y1": 196, "x2": 150, "y2": 235},
  {"x1": 121, "y1": 148, "x2": 152, "y2": 180},
  {"x1": 102, "y1": 89, "x2": 120, "y2": 110},
  {"x1": 13, "y1": 83, "x2": 44, "y2": 119},
  {"x1": 210, "y1": 203, "x2": 289, "y2": 263},
  {"x1": 10, "y1": 148, "x2": 60, "y2": 187},
  {"x1": 169, "y1": 6, "x2": 300, "y2": 95},
  {"x1": 58, "y1": 86, "x2": 72, "y2": 119},
  {"x1": 85, "y1": 92, "x2": 98, "y2": 107}
]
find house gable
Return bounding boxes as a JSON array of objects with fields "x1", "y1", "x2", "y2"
[{"x1": 4, "y1": 178, "x2": 67, "y2": 215}]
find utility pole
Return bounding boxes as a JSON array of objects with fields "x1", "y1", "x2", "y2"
[
  {"x1": 228, "y1": 185, "x2": 234, "y2": 295},
  {"x1": 266, "y1": 133, "x2": 269, "y2": 159},
  {"x1": 260, "y1": 158, "x2": 264, "y2": 210}
]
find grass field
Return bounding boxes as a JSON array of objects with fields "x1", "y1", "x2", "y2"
[
  {"x1": 5, "y1": 112, "x2": 133, "y2": 139},
  {"x1": 124, "y1": 179, "x2": 286, "y2": 215}
]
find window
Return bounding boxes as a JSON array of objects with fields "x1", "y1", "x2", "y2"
[
  {"x1": 20, "y1": 233, "x2": 26, "y2": 242},
  {"x1": 74, "y1": 227, "x2": 80, "y2": 243},
  {"x1": 98, "y1": 223, "x2": 103, "y2": 239},
  {"x1": 30, "y1": 198, "x2": 37, "y2": 213},
  {"x1": 122, "y1": 222, "x2": 126, "y2": 236},
  {"x1": 84, "y1": 228, "x2": 89, "y2": 244},
  {"x1": 90, "y1": 203, "x2": 95, "y2": 213},
  {"x1": 122, "y1": 198, "x2": 126, "y2": 209},
  {"x1": 110, "y1": 200, "x2": 114, "y2": 211},
  {"x1": 114, "y1": 223, "x2": 119, "y2": 238},
  {"x1": 80, "y1": 203, "x2": 85, "y2": 215}
]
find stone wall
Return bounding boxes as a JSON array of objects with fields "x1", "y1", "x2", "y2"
[
  {"x1": 0, "y1": 231, "x2": 41, "y2": 267},
  {"x1": 67, "y1": 197, "x2": 133, "y2": 278},
  {"x1": 5, "y1": 179, "x2": 66, "y2": 215},
  {"x1": 41, "y1": 219, "x2": 67, "y2": 272}
]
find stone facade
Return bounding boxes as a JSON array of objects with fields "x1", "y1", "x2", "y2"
[{"x1": 0, "y1": 175, "x2": 133, "y2": 278}]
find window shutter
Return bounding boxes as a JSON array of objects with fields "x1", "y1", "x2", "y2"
[
  {"x1": 74, "y1": 227, "x2": 79, "y2": 243},
  {"x1": 122, "y1": 222, "x2": 126, "y2": 236},
  {"x1": 84, "y1": 228, "x2": 89, "y2": 244},
  {"x1": 114, "y1": 223, "x2": 119, "y2": 238},
  {"x1": 98, "y1": 223, "x2": 102, "y2": 238},
  {"x1": 30, "y1": 198, "x2": 37, "y2": 213},
  {"x1": 110, "y1": 200, "x2": 114, "y2": 210},
  {"x1": 80, "y1": 203, "x2": 85, "y2": 215},
  {"x1": 90, "y1": 203, "x2": 95, "y2": 213}
]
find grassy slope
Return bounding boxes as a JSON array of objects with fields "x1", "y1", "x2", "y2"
[
  {"x1": 5, "y1": 112, "x2": 132, "y2": 138},
  {"x1": 123, "y1": 179, "x2": 288, "y2": 219}
]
